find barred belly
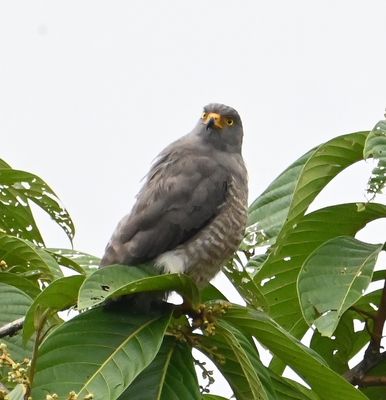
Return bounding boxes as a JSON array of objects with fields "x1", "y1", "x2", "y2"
[{"x1": 155, "y1": 175, "x2": 248, "y2": 286}]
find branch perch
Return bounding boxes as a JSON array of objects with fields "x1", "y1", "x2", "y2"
[
  {"x1": 0, "y1": 317, "x2": 25, "y2": 338},
  {"x1": 345, "y1": 278, "x2": 386, "y2": 386}
]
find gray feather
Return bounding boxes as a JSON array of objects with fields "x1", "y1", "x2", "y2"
[{"x1": 100, "y1": 103, "x2": 247, "y2": 286}]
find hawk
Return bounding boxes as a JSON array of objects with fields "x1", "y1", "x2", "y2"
[{"x1": 100, "y1": 103, "x2": 248, "y2": 286}]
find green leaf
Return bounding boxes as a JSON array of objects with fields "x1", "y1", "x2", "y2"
[
  {"x1": 310, "y1": 286, "x2": 385, "y2": 375},
  {"x1": 78, "y1": 265, "x2": 200, "y2": 309},
  {"x1": 298, "y1": 236, "x2": 382, "y2": 337},
  {"x1": 23, "y1": 275, "x2": 85, "y2": 343},
  {"x1": 0, "y1": 272, "x2": 41, "y2": 299},
  {"x1": 223, "y1": 258, "x2": 268, "y2": 311},
  {"x1": 310, "y1": 310, "x2": 369, "y2": 375},
  {"x1": 354, "y1": 286, "x2": 383, "y2": 316},
  {"x1": 119, "y1": 337, "x2": 200, "y2": 400},
  {"x1": 0, "y1": 166, "x2": 44, "y2": 246},
  {"x1": 46, "y1": 250, "x2": 86, "y2": 275},
  {"x1": 47, "y1": 248, "x2": 101, "y2": 275},
  {"x1": 254, "y1": 203, "x2": 386, "y2": 337},
  {"x1": 0, "y1": 283, "x2": 33, "y2": 362},
  {"x1": 200, "y1": 321, "x2": 274, "y2": 400},
  {"x1": 247, "y1": 132, "x2": 368, "y2": 247},
  {"x1": 217, "y1": 324, "x2": 276, "y2": 400},
  {"x1": 32, "y1": 306, "x2": 172, "y2": 400},
  {"x1": 268, "y1": 375, "x2": 319, "y2": 400},
  {"x1": 0, "y1": 233, "x2": 62, "y2": 281},
  {"x1": 0, "y1": 163, "x2": 74, "y2": 245},
  {"x1": 247, "y1": 149, "x2": 315, "y2": 246},
  {"x1": 222, "y1": 306, "x2": 368, "y2": 400},
  {"x1": 364, "y1": 119, "x2": 386, "y2": 195},
  {"x1": 201, "y1": 396, "x2": 229, "y2": 400},
  {"x1": 276, "y1": 132, "x2": 367, "y2": 236},
  {"x1": 200, "y1": 284, "x2": 227, "y2": 303}
]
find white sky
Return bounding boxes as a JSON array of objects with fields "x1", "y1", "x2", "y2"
[
  {"x1": 1, "y1": 1, "x2": 386, "y2": 255},
  {"x1": 1, "y1": 1, "x2": 386, "y2": 397}
]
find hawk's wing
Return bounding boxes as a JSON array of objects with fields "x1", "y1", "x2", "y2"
[{"x1": 100, "y1": 149, "x2": 229, "y2": 266}]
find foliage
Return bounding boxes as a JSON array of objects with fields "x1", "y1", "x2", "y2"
[{"x1": 1, "y1": 115, "x2": 386, "y2": 399}]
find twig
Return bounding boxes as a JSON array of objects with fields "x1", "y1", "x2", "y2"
[
  {"x1": 193, "y1": 357, "x2": 215, "y2": 393},
  {"x1": 0, "y1": 317, "x2": 25, "y2": 338},
  {"x1": 345, "y1": 279, "x2": 386, "y2": 384},
  {"x1": 371, "y1": 277, "x2": 386, "y2": 349}
]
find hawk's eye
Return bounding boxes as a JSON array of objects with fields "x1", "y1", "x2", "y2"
[
  {"x1": 226, "y1": 118, "x2": 234, "y2": 126},
  {"x1": 201, "y1": 112, "x2": 207, "y2": 119}
]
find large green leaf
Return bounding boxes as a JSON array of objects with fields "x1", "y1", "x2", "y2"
[
  {"x1": 0, "y1": 161, "x2": 74, "y2": 245},
  {"x1": 247, "y1": 149, "x2": 315, "y2": 246},
  {"x1": 223, "y1": 257, "x2": 268, "y2": 311},
  {"x1": 0, "y1": 233, "x2": 62, "y2": 281},
  {"x1": 310, "y1": 310, "x2": 369, "y2": 375},
  {"x1": 274, "y1": 132, "x2": 367, "y2": 237},
  {"x1": 268, "y1": 375, "x2": 319, "y2": 400},
  {"x1": 298, "y1": 236, "x2": 382, "y2": 337},
  {"x1": 0, "y1": 283, "x2": 33, "y2": 363},
  {"x1": 47, "y1": 248, "x2": 101, "y2": 275},
  {"x1": 200, "y1": 284, "x2": 227, "y2": 303},
  {"x1": 247, "y1": 132, "x2": 368, "y2": 247},
  {"x1": 0, "y1": 160, "x2": 43, "y2": 246},
  {"x1": 254, "y1": 203, "x2": 386, "y2": 338},
  {"x1": 0, "y1": 272, "x2": 41, "y2": 299},
  {"x1": 32, "y1": 306, "x2": 172, "y2": 400},
  {"x1": 23, "y1": 275, "x2": 85, "y2": 343},
  {"x1": 78, "y1": 265, "x2": 200, "y2": 309},
  {"x1": 364, "y1": 118, "x2": 386, "y2": 195},
  {"x1": 200, "y1": 321, "x2": 275, "y2": 400},
  {"x1": 205, "y1": 320, "x2": 277, "y2": 400},
  {"x1": 119, "y1": 337, "x2": 200, "y2": 400},
  {"x1": 222, "y1": 306, "x2": 368, "y2": 400},
  {"x1": 309, "y1": 283, "x2": 384, "y2": 376}
]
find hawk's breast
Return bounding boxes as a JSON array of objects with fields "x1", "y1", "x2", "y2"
[{"x1": 155, "y1": 172, "x2": 248, "y2": 285}]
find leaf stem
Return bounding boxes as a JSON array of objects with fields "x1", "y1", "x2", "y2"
[
  {"x1": 349, "y1": 305, "x2": 376, "y2": 321},
  {"x1": 27, "y1": 309, "x2": 50, "y2": 397}
]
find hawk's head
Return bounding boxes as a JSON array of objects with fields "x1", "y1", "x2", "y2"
[{"x1": 198, "y1": 103, "x2": 243, "y2": 153}]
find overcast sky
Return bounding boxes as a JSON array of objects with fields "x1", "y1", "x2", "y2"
[
  {"x1": 1, "y1": 1, "x2": 386, "y2": 256},
  {"x1": 1, "y1": 1, "x2": 386, "y2": 397}
]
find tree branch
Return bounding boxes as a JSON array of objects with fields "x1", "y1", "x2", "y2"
[
  {"x1": 0, "y1": 317, "x2": 25, "y2": 338},
  {"x1": 345, "y1": 278, "x2": 386, "y2": 384},
  {"x1": 357, "y1": 375, "x2": 386, "y2": 387},
  {"x1": 345, "y1": 353, "x2": 386, "y2": 383},
  {"x1": 371, "y1": 277, "x2": 386, "y2": 349}
]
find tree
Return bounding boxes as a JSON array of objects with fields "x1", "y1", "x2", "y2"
[{"x1": 1, "y1": 115, "x2": 386, "y2": 400}]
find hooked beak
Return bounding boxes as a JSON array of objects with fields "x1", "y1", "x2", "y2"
[
  {"x1": 204, "y1": 112, "x2": 223, "y2": 130},
  {"x1": 206, "y1": 117, "x2": 215, "y2": 130}
]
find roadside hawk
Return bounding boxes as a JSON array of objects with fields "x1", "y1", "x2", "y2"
[{"x1": 100, "y1": 103, "x2": 248, "y2": 286}]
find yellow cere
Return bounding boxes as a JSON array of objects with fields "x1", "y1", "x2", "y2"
[{"x1": 201, "y1": 112, "x2": 234, "y2": 129}]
